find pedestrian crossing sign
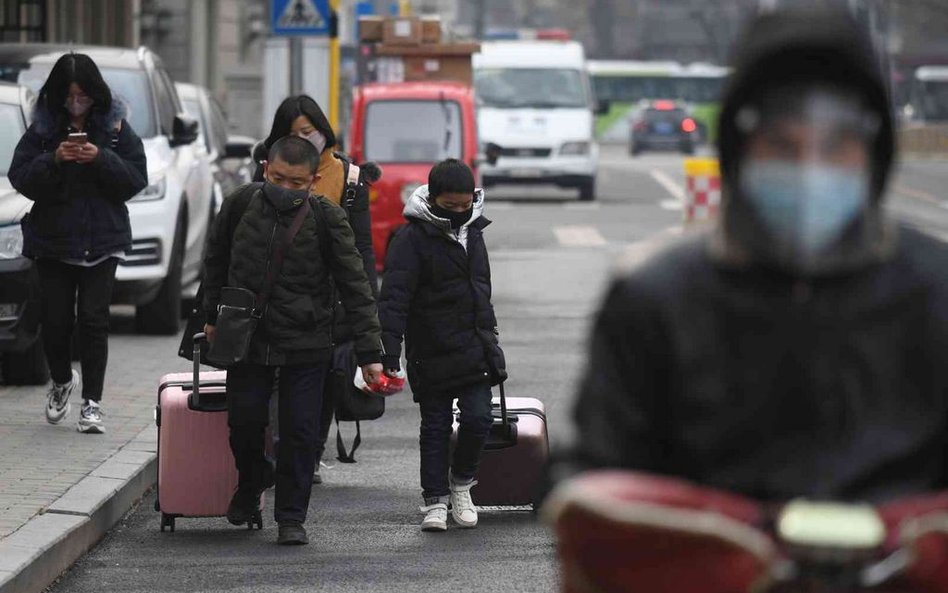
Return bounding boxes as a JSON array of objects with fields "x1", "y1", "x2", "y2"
[{"x1": 271, "y1": 0, "x2": 331, "y2": 36}]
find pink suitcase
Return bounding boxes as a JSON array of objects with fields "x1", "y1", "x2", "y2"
[
  {"x1": 155, "y1": 334, "x2": 263, "y2": 532},
  {"x1": 453, "y1": 388, "x2": 549, "y2": 507}
]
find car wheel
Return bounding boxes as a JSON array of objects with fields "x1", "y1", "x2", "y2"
[
  {"x1": 2, "y1": 338, "x2": 50, "y2": 385},
  {"x1": 135, "y1": 213, "x2": 185, "y2": 336},
  {"x1": 578, "y1": 178, "x2": 596, "y2": 202}
]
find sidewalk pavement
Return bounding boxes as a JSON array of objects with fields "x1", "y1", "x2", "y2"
[{"x1": 0, "y1": 311, "x2": 183, "y2": 593}]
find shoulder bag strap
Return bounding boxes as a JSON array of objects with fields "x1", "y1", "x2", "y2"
[
  {"x1": 335, "y1": 418, "x2": 362, "y2": 463},
  {"x1": 254, "y1": 197, "x2": 311, "y2": 314}
]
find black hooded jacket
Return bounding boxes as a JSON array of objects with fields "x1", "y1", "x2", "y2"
[
  {"x1": 9, "y1": 100, "x2": 148, "y2": 260},
  {"x1": 378, "y1": 185, "x2": 506, "y2": 399},
  {"x1": 557, "y1": 9, "x2": 948, "y2": 504}
]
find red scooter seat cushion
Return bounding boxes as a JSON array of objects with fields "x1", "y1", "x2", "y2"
[{"x1": 544, "y1": 471, "x2": 774, "y2": 593}]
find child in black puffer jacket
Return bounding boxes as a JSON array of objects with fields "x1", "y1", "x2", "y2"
[{"x1": 379, "y1": 159, "x2": 506, "y2": 532}]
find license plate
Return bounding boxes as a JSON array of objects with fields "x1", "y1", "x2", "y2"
[
  {"x1": 654, "y1": 122, "x2": 674, "y2": 134},
  {"x1": 510, "y1": 168, "x2": 542, "y2": 178},
  {"x1": 0, "y1": 304, "x2": 17, "y2": 320}
]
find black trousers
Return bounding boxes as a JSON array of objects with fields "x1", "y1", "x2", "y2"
[
  {"x1": 35, "y1": 258, "x2": 118, "y2": 401},
  {"x1": 418, "y1": 382, "x2": 494, "y2": 501},
  {"x1": 227, "y1": 362, "x2": 329, "y2": 524}
]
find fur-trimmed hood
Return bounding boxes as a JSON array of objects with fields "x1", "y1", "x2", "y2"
[{"x1": 30, "y1": 96, "x2": 130, "y2": 139}]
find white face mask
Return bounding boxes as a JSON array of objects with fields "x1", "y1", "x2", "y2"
[
  {"x1": 65, "y1": 97, "x2": 93, "y2": 118},
  {"x1": 301, "y1": 130, "x2": 327, "y2": 154}
]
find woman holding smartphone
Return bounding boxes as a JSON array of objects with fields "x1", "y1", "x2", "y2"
[{"x1": 8, "y1": 53, "x2": 147, "y2": 433}]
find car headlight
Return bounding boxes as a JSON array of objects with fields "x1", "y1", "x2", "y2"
[
  {"x1": 401, "y1": 182, "x2": 422, "y2": 204},
  {"x1": 129, "y1": 177, "x2": 167, "y2": 202},
  {"x1": 0, "y1": 224, "x2": 23, "y2": 260},
  {"x1": 560, "y1": 142, "x2": 591, "y2": 156}
]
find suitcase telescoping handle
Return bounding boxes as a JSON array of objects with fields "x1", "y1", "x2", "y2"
[{"x1": 192, "y1": 332, "x2": 205, "y2": 408}]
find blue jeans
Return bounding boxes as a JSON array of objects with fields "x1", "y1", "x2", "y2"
[
  {"x1": 227, "y1": 362, "x2": 329, "y2": 524},
  {"x1": 418, "y1": 382, "x2": 494, "y2": 501}
]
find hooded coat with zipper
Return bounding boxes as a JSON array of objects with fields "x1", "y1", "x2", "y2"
[
  {"x1": 9, "y1": 99, "x2": 147, "y2": 260},
  {"x1": 556, "y1": 8, "x2": 948, "y2": 504},
  {"x1": 379, "y1": 185, "x2": 506, "y2": 400},
  {"x1": 202, "y1": 182, "x2": 381, "y2": 367}
]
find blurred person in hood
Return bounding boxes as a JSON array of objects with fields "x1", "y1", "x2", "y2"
[
  {"x1": 378, "y1": 159, "x2": 507, "y2": 532},
  {"x1": 552, "y1": 7, "x2": 948, "y2": 504}
]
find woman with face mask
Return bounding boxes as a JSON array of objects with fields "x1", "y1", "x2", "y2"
[
  {"x1": 253, "y1": 95, "x2": 381, "y2": 483},
  {"x1": 8, "y1": 53, "x2": 148, "y2": 434}
]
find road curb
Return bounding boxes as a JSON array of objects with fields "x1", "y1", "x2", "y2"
[{"x1": 0, "y1": 425, "x2": 157, "y2": 593}]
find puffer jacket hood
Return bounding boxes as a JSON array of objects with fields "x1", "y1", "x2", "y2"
[
  {"x1": 31, "y1": 96, "x2": 131, "y2": 139},
  {"x1": 403, "y1": 184, "x2": 485, "y2": 249},
  {"x1": 712, "y1": 7, "x2": 897, "y2": 276}
]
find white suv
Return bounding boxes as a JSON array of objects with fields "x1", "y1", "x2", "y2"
[{"x1": 0, "y1": 44, "x2": 214, "y2": 335}]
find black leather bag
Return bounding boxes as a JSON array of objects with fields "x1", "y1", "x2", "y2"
[
  {"x1": 206, "y1": 287, "x2": 258, "y2": 366},
  {"x1": 329, "y1": 341, "x2": 384, "y2": 463}
]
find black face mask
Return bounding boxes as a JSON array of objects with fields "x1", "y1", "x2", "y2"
[
  {"x1": 263, "y1": 181, "x2": 311, "y2": 208},
  {"x1": 430, "y1": 204, "x2": 473, "y2": 230}
]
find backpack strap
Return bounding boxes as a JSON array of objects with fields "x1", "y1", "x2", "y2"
[
  {"x1": 341, "y1": 158, "x2": 361, "y2": 209},
  {"x1": 311, "y1": 197, "x2": 333, "y2": 267},
  {"x1": 228, "y1": 183, "x2": 264, "y2": 241}
]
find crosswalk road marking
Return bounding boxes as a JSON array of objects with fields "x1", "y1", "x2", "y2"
[
  {"x1": 554, "y1": 225, "x2": 608, "y2": 247},
  {"x1": 650, "y1": 169, "x2": 686, "y2": 202},
  {"x1": 488, "y1": 201, "x2": 516, "y2": 211},
  {"x1": 563, "y1": 202, "x2": 602, "y2": 211}
]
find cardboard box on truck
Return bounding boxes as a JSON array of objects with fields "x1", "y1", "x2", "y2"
[
  {"x1": 383, "y1": 16, "x2": 423, "y2": 46},
  {"x1": 421, "y1": 16, "x2": 442, "y2": 43},
  {"x1": 359, "y1": 17, "x2": 384, "y2": 43},
  {"x1": 403, "y1": 56, "x2": 471, "y2": 84},
  {"x1": 375, "y1": 43, "x2": 480, "y2": 85}
]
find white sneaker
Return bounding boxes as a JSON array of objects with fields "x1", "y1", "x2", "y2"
[
  {"x1": 45, "y1": 369, "x2": 79, "y2": 425},
  {"x1": 77, "y1": 400, "x2": 105, "y2": 434},
  {"x1": 419, "y1": 503, "x2": 448, "y2": 532},
  {"x1": 449, "y1": 479, "x2": 479, "y2": 528}
]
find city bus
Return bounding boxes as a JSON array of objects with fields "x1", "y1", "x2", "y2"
[
  {"x1": 588, "y1": 60, "x2": 729, "y2": 143},
  {"x1": 912, "y1": 66, "x2": 948, "y2": 122}
]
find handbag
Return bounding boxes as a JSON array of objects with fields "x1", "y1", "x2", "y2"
[
  {"x1": 205, "y1": 196, "x2": 312, "y2": 367},
  {"x1": 328, "y1": 341, "x2": 385, "y2": 463}
]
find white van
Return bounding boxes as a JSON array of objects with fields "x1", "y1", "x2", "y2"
[{"x1": 474, "y1": 41, "x2": 606, "y2": 201}]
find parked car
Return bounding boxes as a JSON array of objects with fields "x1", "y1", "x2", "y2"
[
  {"x1": 0, "y1": 44, "x2": 211, "y2": 335},
  {"x1": 0, "y1": 82, "x2": 48, "y2": 384},
  {"x1": 629, "y1": 99, "x2": 699, "y2": 156},
  {"x1": 347, "y1": 81, "x2": 486, "y2": 270},
  {"x1": 175, "y1": 82, "x2": 256, "y2": 217}
]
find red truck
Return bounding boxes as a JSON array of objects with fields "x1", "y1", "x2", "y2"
[{"x1": 347, "y1": 81, "x2": 486, "y2": 269}]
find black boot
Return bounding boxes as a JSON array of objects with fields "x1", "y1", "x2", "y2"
[
  {"x1": 277, "y1": 521, "x2": 309, "y2": 545},
  {"x1": 226, "y1": 486, "x2": 260, "y2": 526}
]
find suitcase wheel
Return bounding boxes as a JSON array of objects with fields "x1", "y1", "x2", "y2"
[{"x1": 161, "y1": 513, "x2": 176, "y2": 533}]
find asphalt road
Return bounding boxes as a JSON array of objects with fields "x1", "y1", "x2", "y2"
[{"x1": 46, "y1": 146, "x2": 948, "y2": 593}]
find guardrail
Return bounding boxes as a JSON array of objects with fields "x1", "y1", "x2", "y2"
[{"x1": 899, "y1": 124, "x2": 948, "y2": 157}]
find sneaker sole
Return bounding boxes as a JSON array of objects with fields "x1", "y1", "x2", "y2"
[
  {"x1": 77, "y1": 422, "x2": 106, "y2": 434},
  {"x1": 46, "y1": 403, "x2": 71, "y2": 425},
  {"x1": 421, "y1": 522, "x2": 447, "y2": 532}
]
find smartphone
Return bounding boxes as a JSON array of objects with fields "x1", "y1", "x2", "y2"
[{"x1": 67, "y1": 132, "x2": 88, "y2": 144}]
